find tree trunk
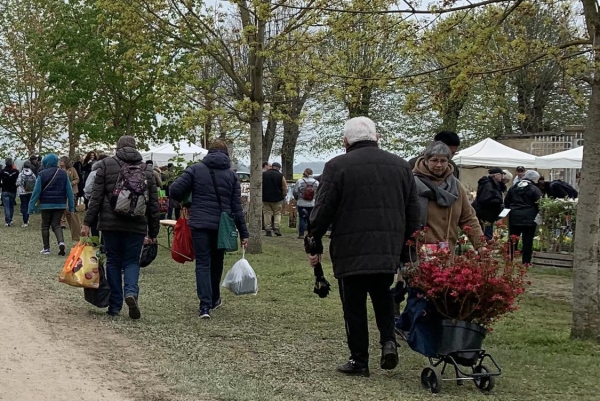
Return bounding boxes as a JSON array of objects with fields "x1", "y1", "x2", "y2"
[
  {"x1": 572, "y1": 0, "x2": 600, "y2": 342},
  {"x1": 347, "y1": 84, "x2": 372, "y2": 118},
  {"x1": 440, "y1": 94, "x2": 467, "y2": 132},
  {"x1": 66, "y1": 109, "x2": 79, "y2": 160},
  {"x1": 263, "y1": 112, "x2": 278, "y2": 161},
  {"x1": 281, "y1": 117, "x2": 300, "y2": 181},
  {"x1": 247, "y1": 108, "x2": 264, "y2": 254}
]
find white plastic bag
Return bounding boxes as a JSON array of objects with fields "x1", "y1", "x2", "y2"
[{"x1": 221, "y1": 250, "x2": 258, "y2": 295}]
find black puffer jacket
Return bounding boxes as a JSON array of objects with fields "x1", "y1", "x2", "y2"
[
  {"x1": 84, "y1": 147, "x2": 160, "y2": 238},
  {"x1": 472, "y1": 176, "x2": 506, "y2": 222},
  {"x1": 169, "y1": 150, "x2": 249, "y2": 238},
  {"x1": 310, "y1": 141, "x2": 420, "y2": 279},
  {"x1": 504, "y1": 179, "x2": 542, "y2": 226}
]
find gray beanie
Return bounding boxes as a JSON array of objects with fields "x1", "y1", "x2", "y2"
[
  {"x1": 524, "y1": 170, "x2": 540, "y2": 183},
  {"x1": 117, "y1": 135, "x2": 136, "y2": 149}
]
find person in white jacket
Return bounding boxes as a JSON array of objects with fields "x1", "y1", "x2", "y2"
[
  {"x1": 17, "y1": 161, "x2": 36, "y2": 227},
  {"x1": 293, "y1": 168, "x2": 319, "y2": 239}
]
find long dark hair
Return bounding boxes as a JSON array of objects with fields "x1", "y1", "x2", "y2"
[{"x1": 83, "y1": 151, "x2": 97, "y2": 165}]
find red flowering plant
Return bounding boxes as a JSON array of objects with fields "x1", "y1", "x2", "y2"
[{"x1": 404, "y1": 225, "x2": 529, "y2": 330}]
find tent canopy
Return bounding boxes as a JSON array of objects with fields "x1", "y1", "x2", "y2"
[
  {"x1": 140, "y1": 142, "x2": 208, "y2": 166},
  {"x1": 536, "y1": 146, "x2": 582, "y2": 169},
  {"x1": 453, "y1": 138, "x2": 537, "y2": 168}
]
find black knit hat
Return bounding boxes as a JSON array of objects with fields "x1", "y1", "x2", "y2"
[
  {"x1": 489, "y1": 167, "x2": 504, "y2": 175},
  {"x1": 434, "y1": 131, "x2": 460, "y2": 147}
]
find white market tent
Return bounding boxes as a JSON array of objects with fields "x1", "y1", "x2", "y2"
[
  {"x1": 453, "y1": 138, "x2": 537, "y2": 168},
  {"x1": 535, "y1": 146, "x2": 583, "y2": 169},
  {"x1": 140, "y1": 142, "x2": 208, "y2": 166}
]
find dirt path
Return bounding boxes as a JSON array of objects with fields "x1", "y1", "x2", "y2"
[{"x1": 0, "y1": 279, "x2": 134, "y2": 401}]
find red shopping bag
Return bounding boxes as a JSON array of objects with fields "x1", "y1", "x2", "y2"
[{"x1": 171, "y1": 210, "x2": 195, "y2": 264}]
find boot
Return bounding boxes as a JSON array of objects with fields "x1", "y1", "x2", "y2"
[
  {"x1": 266, "y1": 231, "x2": 272, "y2": 237},
  {"x1": 274, "y1": 228, "x2": 282, "y2": 237},
  {"x1": 380, "y1": 341, "x2": 398, "y2": 370}
]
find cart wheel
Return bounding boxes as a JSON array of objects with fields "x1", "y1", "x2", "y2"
[
  {"x1": 473, "y1": 365, "x2": 495, "y2": 392},
  {"x1": 421, "y1": 367, "x2": 442, "y2": 394}
]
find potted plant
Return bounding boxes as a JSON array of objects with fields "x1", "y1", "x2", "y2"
[{"x1": 402, "y1": 226, "x2": 529, "y2": 364}]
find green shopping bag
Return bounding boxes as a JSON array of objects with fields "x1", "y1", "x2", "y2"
[
  {"x1": 208, "y1": 167, "x2": 239, "y2": 252},
  {"x1": 218, "y1": 211, "x2": 238, "y2": 252}
]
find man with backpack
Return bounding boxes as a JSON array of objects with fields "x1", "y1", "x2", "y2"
[
  {"x1": 17, "y1": 161, "x2": 36, "y2": 227},
  {"x1": 81, "y1": 135, "x2": 160, "y2": 320},
  {"x1": 262, "y1": 162, "x2": 287, "y2": 237},
  {"x1": 293, "y1": 168, "x2": 319, "y2": 239}
]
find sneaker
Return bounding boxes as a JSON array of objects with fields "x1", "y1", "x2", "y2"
[
  {"x1": 211, "y1": 298, "x2": 223, "y2": 310},
  {"x1": 5, "y1": 223, "x2": 10, "y2": 227},
  {"x1": 265, "y1": 231, "x2": 272, "y2": 237},
  {"x1": 40, "y1": 249, "x2": 51, "y2": 255},
  {"x1": 21, "y1": 223, "x2": 28, "y2": 227},
  {"x1": 274, "y1": 229, "x2": 282, "y2": 237},
  {"x1": 125, "y1": 296, "x2": 141, "y2": 320},
  {"x1": 380, "y1": 341, "x2": 399, "y2": 370},
  {"x1": 199, "y1": 307, "x2": 211, "y2": 319},
  {"x1": 336, "y1": 359, "x2": 370, "y2": 377},
  {"x1": 58, "y1": 242, "x2": 66, "y2": 256}
]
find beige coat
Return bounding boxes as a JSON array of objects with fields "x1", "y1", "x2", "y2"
[{"x1": 414, "y1": 158, "x2": 484, "y2": 249}]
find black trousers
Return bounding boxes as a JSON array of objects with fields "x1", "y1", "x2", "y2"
[
  {"x1": 338, "y1": 273, "x2": 395, "y2": 367},
  {"x1": 41, "y1": 209, "x2": 64, "y2": 250},
  {"x1": 509, "y1": 224, "x2": 537, "y2": 264}
]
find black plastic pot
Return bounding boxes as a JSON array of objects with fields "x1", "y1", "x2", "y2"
[{"x1": 436, "y1": 320, "x2": 487, "y2": 365}]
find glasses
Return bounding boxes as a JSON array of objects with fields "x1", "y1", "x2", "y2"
[{"x1": 427, "y1": 158, "x2": 449, "y2": 166}]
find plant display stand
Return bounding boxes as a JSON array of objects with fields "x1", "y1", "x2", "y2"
[{"x1": 532, "y1": 251, "x2": 574, "y2": 268}]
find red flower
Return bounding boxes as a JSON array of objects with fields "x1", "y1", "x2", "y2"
[{"x1": 403, "y1": 229, "x2": 530, "y2": 330}]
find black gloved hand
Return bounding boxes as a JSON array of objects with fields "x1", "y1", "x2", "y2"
[{"x1": 304, "y1": 234, "x2": 323, "y2": 255}]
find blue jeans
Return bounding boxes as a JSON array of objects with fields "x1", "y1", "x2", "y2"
[
  {"x1": 103, "y1": 231, "x2": 145, "y2": 314},
  {"x1": 191, "y1": 229, "x2": 225, "y2": 309},
  {"x1": 297, "y1": 206, "x2": 313, "y2": 236},
  {"x1": 20, "y1": 194, "x2": 32, "y2": 224},
  {"x1": 2, "y1": 192, "x2": 16, "y2": 224},
  {"x1": 483, "y1": 222, "x2": 494, "y2": 240}
]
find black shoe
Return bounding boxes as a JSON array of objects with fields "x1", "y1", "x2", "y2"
[
  {"x1": 380, "y1": 341, "x2": 399, "y2": 370},
  {"x1": 106, "y1": 310, "x2": 119, "y2": 317},
  {"x1": 274, "y1": 229, "x2": 282, "y2": 237},
  {"x1": 125, "y1": 296, "x2": 141, "y2": 320},
  {"x1": 266, "y1": 231, "x2": 272, "y2": 237},
  {"x1": 337, "y1": 360, "x2": 370, "y2": 377},
  {"x1": 58, "y1": 242, "x2": 66, "y2": 256},
  {"x1": 199, "y1": 306, "x2": 211, "y2": 319}
]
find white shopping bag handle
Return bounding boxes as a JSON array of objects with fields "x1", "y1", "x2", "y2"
[{"x1": 242, "y1": 248, "x2": 245, "y2": 259}]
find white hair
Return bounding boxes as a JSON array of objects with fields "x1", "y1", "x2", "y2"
[
  {"x1": 502, "y1": 170, "x2": 513, "y2": 182},
  {"x1": 524, "y1": 170, "x2": 540, "y2": 182},
  {"x1": 343, "y1": 117, "x2": 377, "y2": 145}
]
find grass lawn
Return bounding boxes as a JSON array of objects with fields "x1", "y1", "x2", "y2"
[{"x1": 0, "y1": 213, "x2": 599, "y2": 400}]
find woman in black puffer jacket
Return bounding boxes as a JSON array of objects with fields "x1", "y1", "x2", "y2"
[
  {"x1": 504, "y1": 170, "x2": 543, "y2": 266},
  {"x1": 169, "y1": 140, "x2": 249, "y2": 319}
]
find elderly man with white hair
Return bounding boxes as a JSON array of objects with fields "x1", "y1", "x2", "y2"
[
  {"x1": 308, "y1": 116, "x2": 420, "y2": 377},
  {"x1": 504, "y1": 169, "x2": 543, "y2": 266}
]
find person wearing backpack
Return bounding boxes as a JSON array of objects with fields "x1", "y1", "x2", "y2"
[
  {"x1": 293, "y1": 168, "x2": 319, "y2": 239},
  {"x1": 17, "y1": 161, "x2": 36, "y2": 227},
  {"x1": 28, "y1": 154, "x2": 75, "y2": 255},
  {"x1": 81, "y1": 136, "x2": 160, "y2": 320}
]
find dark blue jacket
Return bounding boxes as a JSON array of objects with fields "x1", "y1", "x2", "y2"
[
  {"x1": 28, "y1": 154, "x2": 75, "y2": 213},
  {"x1": 169, "y1": 150, "x2": 249, "y2": 238}
]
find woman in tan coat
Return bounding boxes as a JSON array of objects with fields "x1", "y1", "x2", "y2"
[
  {"x1": 59, "y1": 156, "x2": 82, "y2": 241},
  {"x1": 412, "y1": 141, "x2": 485, "y2": 251}
]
